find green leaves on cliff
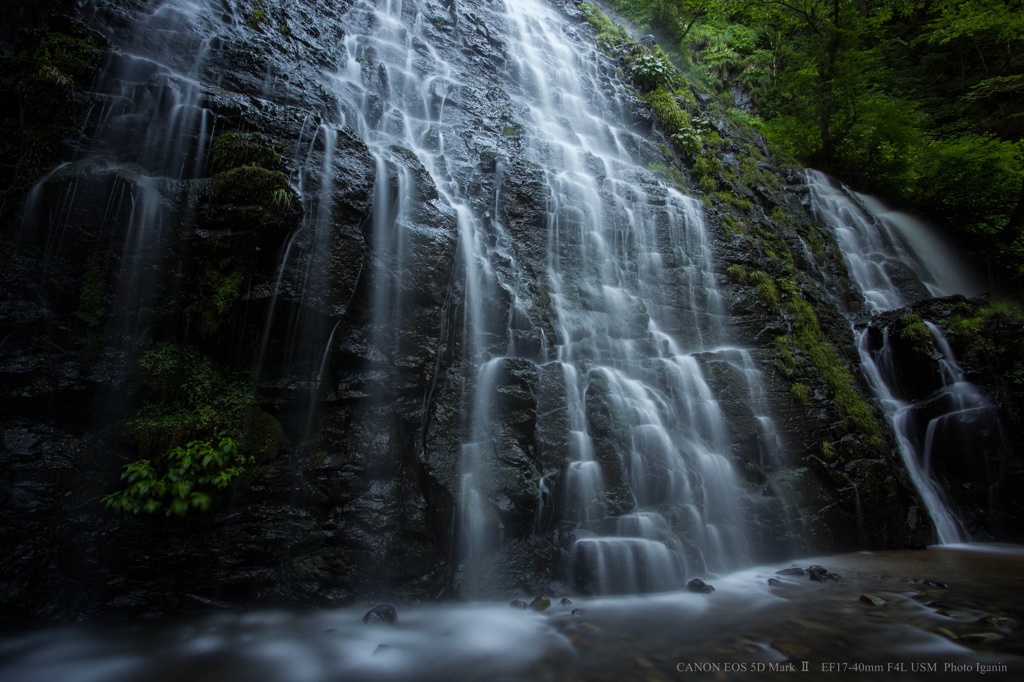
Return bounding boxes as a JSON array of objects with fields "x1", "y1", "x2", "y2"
[
  {"x1": 102, "y1": 436, "x2": 248, "y2": 517},
  {"x1": 598, "y1": 0, "x2": 1024, "y2": 288}
]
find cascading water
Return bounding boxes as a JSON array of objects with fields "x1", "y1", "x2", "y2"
[
  {"x1": 22, "y1": 2, "x2": 218, "y2": 306},
  {"x1": 807, "y1": 169, "x2": 994, "y2": 542},
  {"x1": 478, "y1": 0, "x2": 759, "y2": 592},
  {"x1": 322, "y1": 0, "x2": 798, "y2": 594}
]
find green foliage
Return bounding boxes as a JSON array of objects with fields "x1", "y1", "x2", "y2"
[
  {"x1": 748, "y1": 269, "x2": 779, "y2": 306},
  {"x1": 908, "y1": 135, "x2": 1022, "y2": 235},
  {"x1": 129, "y1": 343, "x2": 252, "y2": 454},
  {"x1": 727, "y1": 264, "x2": 778, "y2": 305},
  {"x1": 630, "y1": 50, "x2": 676, "y2": 90},
  {"x1": 186, "y1": 266, "x2": 244, "y2": 337},
  {"x1": 272, "y1": 186, "x2": 292, "y2": 208},
  {"x1": 727, "y1": 107, "x2": 764, "y2": 132},
  {"x1": 102, "y1": 436, "x2": 248, "y2": 517},
  {"x1": 619, "y1": 0, "x2": 1024, "y2": 287},
  {"x1": 643, "y1": 87, "x2": 700, "y2": 152}
]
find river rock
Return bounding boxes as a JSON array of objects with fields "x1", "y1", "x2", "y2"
[
  {"x1": 362, "y1": 604, "x2": 398, "y2": 625},
  {"x1": 530, "y1": 595, "x2": 551, "y2": 612},
  {"x1": 776, "y1": 567, "x2": 805, "y2": 576},
  {"x1": 808, "y1": 565, "x2": 842, "y2": 582},
  {"x1": 687, "y1": 578, "x2": 715, "y2": 593}
]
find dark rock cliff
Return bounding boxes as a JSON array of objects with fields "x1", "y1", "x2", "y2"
[{"x1": 1, "y1": 0, "x2": 932, "y2": 631}]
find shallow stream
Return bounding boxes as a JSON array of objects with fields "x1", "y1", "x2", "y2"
[{"x1": 2, "y1": 545, "x2": 1021, "y2": 681}]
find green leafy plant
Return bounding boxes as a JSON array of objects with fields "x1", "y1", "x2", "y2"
[
  {"x1": 273, "y1": 186, "x2": 292, "y2": 208},
  {"x1": 630, "y1": 51, "x2": 674, "y2": 91},
  {"x1": 102, "y1": 436, "x2": 248, "y2": 517},
  {"x1": 128, "y1": 343, "x2": 252, "y2": 454}
]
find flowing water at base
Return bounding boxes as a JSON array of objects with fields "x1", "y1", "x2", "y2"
[{"x1": 2, "y1": 546, "x2": 1021, "y2": 681}]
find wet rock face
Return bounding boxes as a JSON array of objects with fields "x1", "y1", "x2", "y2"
[
  {"x1": 866, "y1": 297, "x2": 1024, "y2": 541},
  {"x1": 0, "y1": 0, "x2": 941, "y2": 629}
]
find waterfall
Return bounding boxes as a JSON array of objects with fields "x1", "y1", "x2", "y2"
[
  {"x1": 3, "y1": 0, "x2": 833, "y2": 610},
  {"x1": 807, "y1": 169, "x2": 992, "y2": 543},
  {"x1": 322, "y1": 0, "x2": 797, "y2": 594}
]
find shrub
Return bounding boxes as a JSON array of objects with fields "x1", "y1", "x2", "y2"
[{"x1": 102, "y1": 436, "x2": 248, "y2": 517}]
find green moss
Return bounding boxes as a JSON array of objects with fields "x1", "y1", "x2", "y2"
[
  {"x1": 242, "y1": 408, "x2": 289, "y2": 463},
  {"x1": 76, "y1": 267, "x2": 107, "y2": 327},
  {"x1": 212, "y1": 165, "x2": 289, "y2": 206},
  {"x1": 580, "y1": 3, "x2": 631, "y2": 44},
  {"x1": 726, "y1": 263, "x2": 747, "y2": 283},
  {"x1": 642, "y1": 87, "x2": 700, "y2": 155},
  {"x1": 948, "y1": 314, "x2": 983, "y2": 341},
  {"x1": 791, "y1": 382, "x2": 810, "y2": 404},
  {"x1": 209, "y1": 131, "x2": 283, "y2": 174},
  {"x1": 784, "y1": 291, "x2": 882, "y2": 443},
  {"x1": 981, "y1": 299, "x2": 1024, "y2": 323},
  {"x1": 896, "y1": 313, "x2": 933, "y2": 354},
  {"x1": 728, "y1": 264, "x2": 778, "y2": 306},
  {"x1": 186, "y1": 267, "x2": 244, "y2": 337},
  {"x1": 748, "y1": 270, "x2": 779, "y2": 306},
  {"x1": 246, "y1": 3, "x2": 270, "y2": 30},
  {"x1": 692, "y1": 155, "x2": 720, "y2": 193},
  {"x1": 719, "y1": 213, "x2": 744, "y2": 237},
  {"x1": 4, "y1": 24, "x2": 103, "y2": 198},
  {"x1": 648, "y1": 162, "x2": 688, "y2": 188},
  {"x1": 711, "y1": 190, "x2": 754, "y2": 212},
  {"x1": 775, "y1": 335, "x2": 796, "y2": 373}
]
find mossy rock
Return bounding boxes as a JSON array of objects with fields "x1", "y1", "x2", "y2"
[
  {"x1": 242, "y1": 408, "x2": 289, "y2": 463},
  {"x1": 129, "y1": 342, "x2": 253, "y2": 455},
  {"x1": 209, "y1": 131, "x2": 283, "y2": 175},
  {"x1": 205, "y1": 165, "x2": 301, "y2": 233},
  {"x1": 2, "y1": 19, "x2": 105, "y2": 199}
]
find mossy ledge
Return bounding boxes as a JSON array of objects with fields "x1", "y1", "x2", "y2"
[{"x1": 579, "y1": 1, "x2": 907, "y2": 550}]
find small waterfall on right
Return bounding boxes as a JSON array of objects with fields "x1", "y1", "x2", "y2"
[{"x1": 807, "y1": 170, "x2": 995, "y2": 542}]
